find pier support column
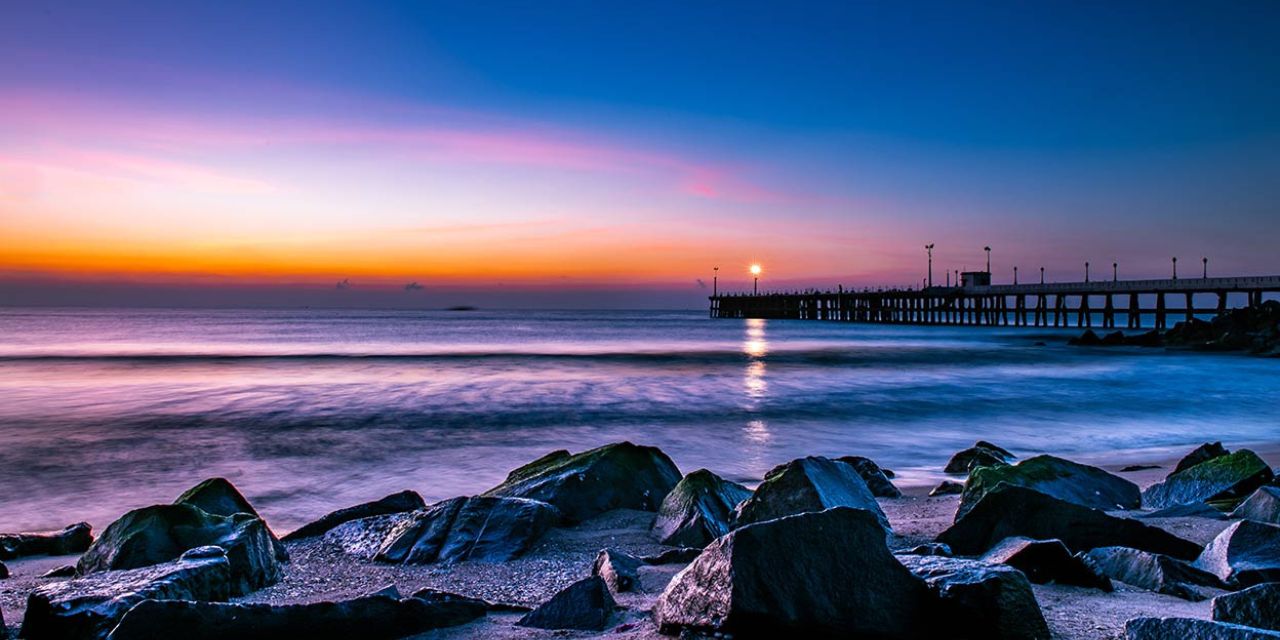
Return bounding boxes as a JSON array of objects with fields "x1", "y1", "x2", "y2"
[
  {"x1": 1185, "y1": 292, "x2": 1194, "y2": 323},
  {"x1": 1217, "y1": 291, "x2": 1227, "y2": 316},
  {"x1": 1103, "y1": 295, "x2": 1115, "y2": 328},
  {"x1": 1156, "y1": 292, "x2": 1166, "y2": 330},
  {"x1": 1128, "y1": 293, "x2": 1140, "y2": 329}
]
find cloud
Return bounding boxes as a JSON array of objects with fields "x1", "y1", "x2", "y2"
[
  {"x1": 404, "y1": 281, "x2": 423, "y2": 291},
  {"x1": 335, "y1": 278, "x2": 350, "y2": 289}
]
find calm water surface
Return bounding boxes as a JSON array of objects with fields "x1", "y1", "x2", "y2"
[{"x1": 1, "y1": 307, "x2": 1276, "y2": 533}]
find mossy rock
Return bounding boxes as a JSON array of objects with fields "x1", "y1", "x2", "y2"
[
  {"x1": 1143, "y1": 450, "x2": 1275, "y2": 510},
  {"x1": 958, "y1": 455, "x2": 1140, "y2": 520},
  {"x1": 650, "y1": 469, "x2": 752, "y2": 547},
  {"x1": 732, "y1": 456, "x2": 890, "y2": 530}
]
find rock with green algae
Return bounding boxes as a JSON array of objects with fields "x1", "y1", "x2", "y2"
[
  {"x1": 650, "y1": 469, "x2": 752, "y2": 547},
  {"x1": 1143, "y1": 449, "x2": 1274, "y2": 510},
  {"x1": 957, "y1": 455, "x2": 1140, "y2": 520},
  {"x1": 731, "y1": 456, "x2": 890, "y2": 531}
]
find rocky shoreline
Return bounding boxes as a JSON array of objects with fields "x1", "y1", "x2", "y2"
[
  {"x1": 2, "y1": 441, "x2": 1279, "y2": 639},
  {"x1": 1069, "y1": 300, "x2": 1280, "y2": 356}
]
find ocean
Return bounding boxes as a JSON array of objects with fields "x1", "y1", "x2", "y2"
[{"x1": 1, "y1": 307, "x2": 1276, "y2": 533}]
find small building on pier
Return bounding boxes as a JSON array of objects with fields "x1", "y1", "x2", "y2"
[{"x1": 960, "y1": 271, "x2": 991, "y2": 288}]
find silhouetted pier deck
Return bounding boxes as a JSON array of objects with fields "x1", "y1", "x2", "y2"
[{"x1": 710, "y1": 275, "x2": 1280, "y2": 329}]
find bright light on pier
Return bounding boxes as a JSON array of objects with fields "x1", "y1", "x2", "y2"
[{"x1": 750, "y1": 264, "x2": 762, "y2": 276}]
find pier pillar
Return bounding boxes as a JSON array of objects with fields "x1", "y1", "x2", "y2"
[
  {"x1": 1217, "y1": 291, "x2": 1227, "y2": 316},
  {"x1": 1156, "y1": 292, "x2": 1166, "y2": 330},
  {"x1": 1128, "y1": 293, "x2": 1140, "y2": 329},
  {"x1": 1185, "y1": 292, "x2": 1194, "y2": 323},
  {"x1": 1103, "y1": 295, "x2": 1115, "y2": 328}
]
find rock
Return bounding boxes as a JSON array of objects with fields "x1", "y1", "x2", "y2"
[
  {"x1": 322, "y1": 513, "x2": 403, "y2": 557},
  {"x1": 938, "y1": 485, "x2": 1202, "y2": 559},
  {"x1": 958, "y1": 455, "x2": 1141, "y2": 519},
  {"x1": 0, "y1": 560, "x2": 7, "y2": 579},
  {"x1": 0, "y1": 522, "x2": 93, "y2": 560},
  {"x1": 20, "y1": 548, "x2": 232, "y2": 640},
  {"x1": 1083, "y1": 546, "x2": 1222, "y2": 601},
  {"x1": 76, "y1": 503, "x2": 281, "y2": 595},
  {"x1": 367, "y1": 583, "x2": 401, "y2": 599},
  {"x1": 1121, "y1": 464, "x2": 1162, "y2": 472},
  {"x1": 837, "y1": 456, "x2": 902, "y2": 498},
  {"x1": 1138, "y1": 503, "x2": 1229, "y2": 519},
  {"x1": 1214, "y1": 583, "x2": 1280, "y2": 632},
  {"x1": 516, "y1": 576, "x2": 615, "y2": 631},
  {"x1": 902, "y1": 542, "x2": 953, "y2": 556},
  {"x1": 483, "y1": 442, "x2": 681, "y2": 523},
  {"x1": 1069, "y1": 329, "x2": 1104, "y2": 346},
  {"x1": 980, "y1": 537, "x2": 1111, "y2": 590},
  {"x1": 654, "y1": 507, "x2": 935, "y2": 637},
  {"x1": 282, "y1": 490, "x2": 426, "y2": 541},
  {"x1": 931, "y1": 480, "x2": 964, "y2": 496},
  {"x1": 592, "y1": 548, "x2": 642, "y2": 593},
  {"x1": 649, "y1": 469, "x2": 751, "y2": 547},
  {"x1": 731, "y1": 456, "x2": 890, "y2": 530},
  {"x1": 42, "y1": 564, "x2": 77, "y2": 578},
  {"x1": 1196, "y1": 520, "x2": 1280, "y2": 587},
  {"x1": 175, "y1": 478, "x2": 288, "y2": 563},
  {"x1": 107, "y1": 593, "x2": 486, "y2": 640},
  {"x1": 1173, "y1": 442, "x2": 1231, "y2": 476},
  {"x1": 412, "y1": 587, "x2": 531, "y2": 613},
  {"x1": 1125, "y1": 617, "x2": 1280, "y2": 639},
  {"x1": 945, "y1": 441, "x2": 1015, "y2": 474},
  {"x1": 898, "y1": 555, "x2": 1051, "y2": 640},
  {"x1": 640, "y1": 547, "x2": 702, "y2": 565},
  {"x1": 375, "y1": 496, "x2": 559, "y2": 564},
  {"x1": 1232, "y1": 486, "x2": 1280, "y2": 525},
  {"x1": 1144, "y1": 450, "x2": 1274, "y2": 509}
]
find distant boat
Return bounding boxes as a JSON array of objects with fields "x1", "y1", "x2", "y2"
[{"x1": 445, "y1": 305, "x2": 478, "y2": 311}]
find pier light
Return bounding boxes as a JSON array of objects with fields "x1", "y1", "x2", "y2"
[
  {"x1": 1085, "y1": 261, "x2": 1090, "y2": 283},
  {"x1": 1014, "y1": 266, "x2": 1018, "y2": 285},
  {"x1": 1113, "y1": 262, "x2": 1118, "y2": 282},
  {"x1": 1172, "y1": 257, "x2": 1178, "y2": 280},
  {"x1": 1203, "y1": 257, "x2": 1208, "y2": 279},
  {"x1": 984, "y1": 246, "x2": 991, "y2": 273},
  {"x1": 750, "y1": 264, "x2": 762, "y2": 295},
  {"x1": 1040, "y1": 267, "x2": 1045, "y2": 284},
  {"x1": 925, "y1": 243, "x2": 935, "y2": 288},
  {"x1": 713, "y1": 266, "x2": 719, "y2": 297}
]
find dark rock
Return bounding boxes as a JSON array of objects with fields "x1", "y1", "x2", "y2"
[
  {"x1": 1083, "y1": 546, "x2": 1222, "y2": 601},
  {"x1": 41, "y1": 564, "x2": 77, "y2": 578},
  {"x1": 592, "y1": 548, "x2": 642, "y2": 593},
  {"x1": 898, "y1": 555, "x2": 1050, "y2": 640},
  {"x1": 0, "y1": 522, "x2": 93, "y2": 560},
  {"x1": 883, "y1": 468, "x2": 897, "y2": 478},
  {"x1": 980, "y1": 537, "x2": 1111, "y2": 590},
  {"x1": 516, "y1": 576, "x2": 615, "y2": 631},
  {"x1": 1138, "y1": 503, "x2": 1229, "y2": 520},
  {"x1": 367, "y1": 583, "x2": 401, "y2": 598},
  {"x1": 282, "y1": 490, "x2": 426, "y2": 541},
  {"x1": 640, "y1": 547, "x2": 702, "y2": 565},
  {"x1": 958, "y1": 454, "x2": 1141, "y2": 519},
  {"x1": 1232, "y1": 486, "x2": 1280, "y2": 525},
  {"x1": 21, "y1": 548, "x2": 231, "y2": 640},
  {"x1": 1144, "y1": 450, "x2": 1274, "y2": 509},
  {"x1": 650, "y1": 469, "x2": 751, "y2": 547},
  {"x1": 902, "y1": 542, "x2": 953, "y2": 556},
  {"x1": 731, "y1": 456, "x2": 889, "y2": 530},
  {"x1": 1196, "y1": 520, "x2": 1280, "y2": 587},
  {"x1": 1069, "y1": 329, "x2": 1103, "y2": 346},
  {"x1": 1214, "y1": 583, "x2": 1280, "y2": 632},
  {"x1": 945, "y1": 441, "x2": 1015, "y2": 474},
  {"x1": 1173, "y1": 442, "x2": 1231, "y2": 476},
  {"x1": 931, "y1": 480, "x2": 964, "y2": 496},
  {"x1": 938, "y1": 485, "x2": 1202, "y2": 559},
  {"x1": 1126, "y1": 330, "x2": 1165, "y2": 347},
  {"x1": 654, "y1": 507, "x2": 934, "y2": 637},
  {"x1": 1164, "y1": 300, "x2": 1280, "y2": 355},
  {"x1": 107, "y1": 593, "x2": 485, "y2": 640},
  {"x1": 175, "y1": 477, "x2": 288, "y2": 563},
  {"x1": 412, "y1": 587, "x2": 531, "y2": 612},
  {"x1": 375, "y1": 496, "x2": 558, "y2": 564},
  {"x1": 1121, "y1": 464, "x2": 1162, "y2": 472},
  {"x1": 1101, "y1": 330, "x2": 1127, "y2": 346},
  {"x1": 0, "y1": 560, "x2": 7, "y2": 579},
  {"x1": 76, "y1": 503, "x2": 281, "y2": 595},
  {"x1": 836, "y1": 456, "x2": 902, "y2": 498},
  {"x1": 483, "y1": 441, "x2": 681, "y2": 523},
  {"x1": 1125, "y1": 617, "x2": 1280, "y2": 639}
]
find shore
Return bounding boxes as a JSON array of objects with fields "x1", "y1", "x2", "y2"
[{"x1": 3, "y1": 442, "x2": 1277, "y2": 639}]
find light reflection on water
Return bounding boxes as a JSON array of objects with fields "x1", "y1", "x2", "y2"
[{"x1": 0, "y1": 307, "x2": 1277, "y2": 533}]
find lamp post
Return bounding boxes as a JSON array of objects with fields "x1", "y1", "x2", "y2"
[
  {"x1": 713, "y1": 267, "x2": 719, "y2": 297},
  {"x1": 984, "y1": 246, "x2": 991, "y2": 273},
  {"x1": 1113, "y1": 262, "x2": 1118, "y2": 282},
  {"x1": 1172, "y1": 257, "x2": 1178, "y2": 280},
  {"x1": 1203, "y1": 257, "x2": 1208, "y2": 279},
  {"x1": 1014, "y1": 266, "x2": 1018, "y2": 285},
  {"x1": 1085, "y1": 261, "x2": 1090, "y2": 283},
  {"x1": 925, "y1": 243, "x2": 935, "y2": 288},
  {"x1": 750, "y1": 264, "x2": 761, "y2": 295},
  {"x1": 1040, "y1": 267, "x2": 1045, "y2": 284}
]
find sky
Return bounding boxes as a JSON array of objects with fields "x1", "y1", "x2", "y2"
[{"x1": 2, "y1": 1, "x2": 1279, "y2": 308}]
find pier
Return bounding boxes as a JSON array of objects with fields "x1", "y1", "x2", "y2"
[{"x1": 710, "y1": 274, "x2": 1280, "y2": 329}]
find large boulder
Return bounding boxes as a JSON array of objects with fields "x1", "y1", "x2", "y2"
[
  {"x1": 654, "y1": 507, "x2": 934, "y2": 637},
  {"x1": 282, "y1": 490, "x2": 426, "y2": 541},
  {"x1": 1231, "y1": 486, "x2": 1280, "y2": 525},
  {"x1": 483, "y1": 442, "x2": 681, "y2": 523},
  {"x1": 76, "y1": 504, "x2": 281, "y2": 595},
  {"x1": 516, "y1": 576, "x2": 615, "y2": 631},
  {"x1": 21, "y1": 547, "x2": 232, "y2": 640},
  {"x1": 0, "y1": 522, "x2": 93, "y2": 560},
  {"x1": 650, "y1": 469, "x2": 751, "y2": 547},
  {"x1": 897, "y1": 555, "x2": 1050, "y2": 640},
  {"x1": 175, "y1": 478, "x2": 288, "y2": 562},
  {"x1": 1143, "y1": 450, "x2": 1274, "y2": 509},
  {"x1": 938, "y1": 485, "x2": 1202, "y2": 559},
  {"x1": 979, "y1": 537, "x2": 1111, "y2": 590},
  {"x1": 1196, "y1": 520, "x2": 1280, "y2": 587},
  {"x1": 107, "y1": 592, "x2": 486, "y2": 640},
  {"x1": 592, "y1": 548, "x2": 642, "y2": 594},
  {"x1": 1125, "y1": 617, "x2": 1280, "y2": 639},
  {"x1": 375, "y1": 496, "x2": 559, "y2": 564},
  {"x1": 1214, "y1": 583, "x2": 1280, "y2": 632},
  {"x1": 837, "y1": 456, "x2": 902, "y2": 498},
  {"x1": 945, "y1": 441, "x2": 1014, "y2": 474},
  {"x1": 731, "y1": 457, "x2": 890, "y2": 530},
  {"x1": 958, "y1": 455, "x2": 1140, "y2": 520},
  {"x1": 1083, "y1": 546, "x2": 1223, "y2": 601},
  {"x1": 1173, "y1": 442, "x2": 1231, "y2": 475}
]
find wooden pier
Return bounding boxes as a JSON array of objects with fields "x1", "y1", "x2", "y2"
[{"x1": 710, "y1": 274, "x2": 1280, "y2": 329}]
